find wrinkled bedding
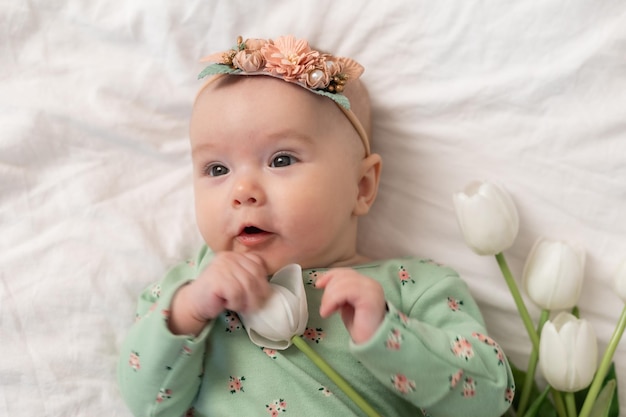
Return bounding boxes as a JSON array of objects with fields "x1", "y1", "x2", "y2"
[{"x1": 2, "y1": 1, "x2": 625, "y2": 415}]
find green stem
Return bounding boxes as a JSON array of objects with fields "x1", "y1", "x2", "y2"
[
  {"x1": 291, "y1": 335, "x2": 381, "y2": 417},
  {"x1": 578, "y1": 304, "x2": 626, "y2": 417},
  {"x1": 517, "y1": 309, "x2": 550, "y2": 416},
  {"x1": 552, "y1": 389, "x2": 568, "y2": 417},
  {"x1": 565, "y1": 391, "x2": 578, "y2": 417},
  {"x1": 521, "y1": 385, "x2": 551, "y2": 417},
  {"x1": 495, "y1": 253, "x2": 540, "y2": 350}
]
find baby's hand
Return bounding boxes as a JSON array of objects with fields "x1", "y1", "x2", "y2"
[
  {"x1": 169, "y1": 252, "x2": 270, "y2": 336},
  {"x1": 316, "y1": 269, "x2": 386, "y2": 344}
]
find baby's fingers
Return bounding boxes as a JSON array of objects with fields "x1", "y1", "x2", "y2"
[
  {"x1": 317, "y1": 270, "x2": 387, "y2": 344},
  {"x1": 314, "y1": 271, "x2": 332, "y2": 289},
  {"x1": 231, "y1": 271, "x2": 271, "y2": 313},
  {"x1": 316, "y1": 271, "x2": 353, "y2": 317}
]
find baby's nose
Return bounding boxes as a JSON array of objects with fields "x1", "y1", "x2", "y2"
[
  {"x1": 232, "y1": 177, "x2": 265, "y2": 207},
  {"x1": 233, "y1": 196, "x2": 258, "y2": 206}
]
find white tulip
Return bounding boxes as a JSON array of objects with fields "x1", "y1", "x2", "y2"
[
  {"x1": 614, "y1": 259, "x2": 626, "y2": 303},
  {"x1": 523, "y1": 238, "x2": 585, "y2": 310},
  {"x1": 239, "y1": 264, "x2": 308, "y2": 350},
  {"x1": 539, "y1": 312, "x2": 598, "y2": 392},
  {"x1": 453, "y1": 181, "x2": 519, "y2": 256}
]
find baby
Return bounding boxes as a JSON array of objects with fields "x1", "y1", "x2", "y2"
[{"x1": 118, "y1": 35, "x2": 514, "y2": 417}]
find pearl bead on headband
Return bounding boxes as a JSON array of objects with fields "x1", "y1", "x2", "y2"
[{"x1": 196, "y1": 35, "x2": 371, "y2": 156}]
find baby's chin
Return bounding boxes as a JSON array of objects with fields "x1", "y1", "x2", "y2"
[
  {"x1": 263, "y1": 257, "x2": 302, "y2": 276},
  {"x1": 223, "y1": 246, "x2": 362, "y2": 275},
  {"x1": 263, "y1": 255, "x2": 329, "y2": 276},
  {"x1": 227, "y1": 249, "x2": 300, "y2": 277}
]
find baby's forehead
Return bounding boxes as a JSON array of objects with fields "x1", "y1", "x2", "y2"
[
  {"x1": 194, "y1": 76, "x2": 333, "y2": 125},
  {"x1": 194, "y1": 76, "x2": 343, "y2": 128},
  {"x1": 192, "y1": 75, "x2": 368, "y2": 157},
  {"x1": 196, "y1": 75, "x2": 326, "y2": 105},
  {"x1": 191, "y1": 80, "x2": 363, "y2": 158}
]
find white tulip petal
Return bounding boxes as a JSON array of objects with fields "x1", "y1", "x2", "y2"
[
  {"x1": 614, "y1": 259, "x2": 626, "y2": 302},
  {"x1": 551, "y1": 312, "x2": 576, "y2": 329},
  {"x1": 486, "y1": 183, "x2": 519, "y2": 227},
  {"x1": 540, "y1": 314, "x2": 597, "y2": 392},
  {"x1": 555, "y1": 245, "x2": 584, "y2": 304},
  {"x1": 523, "y1": 239, "x2": 585, "y2": 310},
  {"x1": 573, "y1": 320, "x2": 597, "y2": 389},
  {"x1": 453, "y1": 182, "x2": 519, "y2": 256},
  {"x1": 558, "y1": 320, "x2": 579, "y2": 350},
  {"x1": 243, "y1": 289, "x2": 295, "y2": 342},
  {"x1": 540, "y1": 321, "x2": 570, "y2": 391},
  {"x1": 240, "y1": 264, "x2": 308, "y2": 350},
  {"x1": 558, "y1": 320, "x2": 582, "y2": 390}
]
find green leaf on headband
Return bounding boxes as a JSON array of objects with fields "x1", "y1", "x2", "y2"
[
  {"x1": 198, "y1": 64, "x2": 239, "y2": 80},
  {"x1": 312, "y1": 89, "x2": 351, "y2": 110}
]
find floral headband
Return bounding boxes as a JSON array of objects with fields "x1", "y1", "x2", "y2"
[{"x1": 197, "y1": 35, "x2": 370, "y2": 155}]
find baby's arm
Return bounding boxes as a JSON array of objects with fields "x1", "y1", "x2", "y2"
[
  {"x1": 117, "y1": 249, "x2": 271, "y2": 417},
  {"x1": 318, "y1": 262, "x2": 514, "y2": 417},
  {"x1": 117, "y1": 258, "x2": 206, "y2": 417},
  {"x1": 357, "y1": 268, "x2": 513, "y2": 417}
]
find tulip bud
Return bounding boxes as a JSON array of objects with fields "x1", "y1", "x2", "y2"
[
  {"x1": 614, "y1": 259, "x2": 626, "y2": 303},
  {"x1": 539, "y1": 312, "x2": 597, "y2": 392},
  {"x1": 453, "y1": 181, "x2": 519, "y2": 256},
  {"x1": 239, "y1": 264, "x2": 308, "y2": 350},
  {"x1": 523, "y1": 238, "x2": 585, "y2": 310}
]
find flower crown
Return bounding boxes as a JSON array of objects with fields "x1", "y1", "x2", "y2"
[{"x1": 198, "y1": 35, "x2": 364, "y2": 110}]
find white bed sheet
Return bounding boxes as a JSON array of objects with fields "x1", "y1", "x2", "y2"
[{"x1": 2, "y1": 1, "x2": 626, "y2": 415}]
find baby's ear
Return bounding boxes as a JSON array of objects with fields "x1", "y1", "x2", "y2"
[{"x1": 354, "y1": 153, "x2": 382, "y2": 216}]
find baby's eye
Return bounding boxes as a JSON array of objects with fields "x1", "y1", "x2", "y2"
[
  {"x1": 205, "y1": 164, "x2": 229, "y2": 177},
  {"x1": 270, "y1": 154, "x2": 298, "y2": 168}
]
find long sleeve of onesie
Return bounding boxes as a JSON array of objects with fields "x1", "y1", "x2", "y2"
[
  {"x1": 117, "y1": 247, "x2": 214, "y2": 417},
  {"x1": 350, "y1": 258, "x2": 515, "y2": 417},
  {"x1": 117, "y1": 248, "x2": 514, "y2": 417}
]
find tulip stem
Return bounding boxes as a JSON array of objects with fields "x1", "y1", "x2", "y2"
[
  {"x1": 578, "y1": 304, "x2": 626, "y2": 417},
  {"x1": 564, "y1": 392, "x2": 578, "y2": 417},
  {"x1": 516, "y1": 309, "x2": 550, "y2": 417},
  {"x1": 551, "y1": 389, "x2": 568, "y2": 417},
  {"x1": 291, "y1": 335, "x2": 381, "y2": 417},
  {"x1": 495, "y1": 253, "x2": 540, "y2": 350}
]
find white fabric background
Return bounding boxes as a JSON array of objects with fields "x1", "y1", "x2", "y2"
[{"x1": 1, "y1": 1, "x2": 625, "y2": 415}]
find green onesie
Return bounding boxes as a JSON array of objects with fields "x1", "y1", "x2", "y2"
[{"x1": 118, "y1": 245, "x2": 514, "y2": 417}]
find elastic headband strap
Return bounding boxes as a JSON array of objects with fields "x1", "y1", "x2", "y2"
[{"x1": 337, "y1": 104, "x2": 370, "y2": 156}]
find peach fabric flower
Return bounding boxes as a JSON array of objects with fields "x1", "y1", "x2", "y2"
[
  {"x1": 325, "y1": 56, "x2": 364, "y2": 80},
  {"x1": 233, "y1": 50, "x2": 265, "y2": 72},
  {"x1": 199, "y1": 35, "x2": 364, "y2": 95},
  {"x1": 242, "y1": 38, "x2": 266, "y2": 51},
  {"x1": 261, "y1": 35, "x2": 320, "y2": 81}
]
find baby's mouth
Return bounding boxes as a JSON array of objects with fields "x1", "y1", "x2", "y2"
[
  {"x1": 242, "y1": 226, "x2": 264, "y2": 235},
  {"x1": 237, "y1": 225, "x2": 273, "y2": 247}
]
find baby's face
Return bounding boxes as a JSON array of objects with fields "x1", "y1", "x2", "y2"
[{"x1": 190, "y1": 76, "x2": 367, "y2": 273}]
